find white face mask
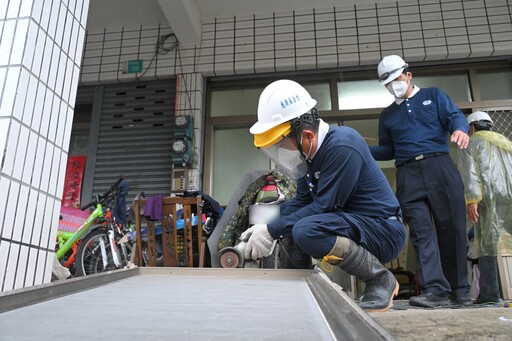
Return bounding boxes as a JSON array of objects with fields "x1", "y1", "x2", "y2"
[{"x1": 386, "y1": 80, "x2": 409, "y2": 98}]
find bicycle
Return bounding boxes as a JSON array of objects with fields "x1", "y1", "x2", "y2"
[{"x1": 55, "y1": 178, "x2": 133, "y2": 276}]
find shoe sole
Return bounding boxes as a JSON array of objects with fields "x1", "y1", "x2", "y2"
[{"x1": 365, "y1": 280, "x2": 399, "y2": 313}]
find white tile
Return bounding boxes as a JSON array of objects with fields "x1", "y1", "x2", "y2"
[
  {"x1": 55, "y1": 51, "x2": 67, "y2": 96},
  {"x1": 0, "y1": 20, "x2": 15, "y2": 65},
  {"x1": 2, "y1": 119, "x2": 20, "y2": 176},
  {"x1": 11, "y1": 19, "x2": 29, "y2": 65},
  {"x1": 12, "y1": 183, "x2": 29, "y2": 242},
  {"x1": 31, "y1": 191, "x2": 45, "y2": 245},
  {"x1": 12, "y1": 124, "x2": 30, "y2": 180},
  {"x1": 12, "y1": 68, "x2": 30, "y2": 121},
  {"x1": 0, "y1": 117, "x2": 9, "y2": 161},
  {"x1": 34, "y1": 249, "x2": 47, "y2": 285},
  {"x1": 48, "y1": 94, "x2": 60, "y2": 142},
  {"x1": 40, "y1": 0, "x2": 51, "y2": 31},
  {"x1": 47, "y1": 44, "x2": 61, "y2": 91},
  {"x1": 40, "y1": 143, "x2": 54, "y2": 192},
  {"x1": 56, "y1": 151, "x2": 67, "y2": 198},
  {"x1": 30, "y1": 82, "x2": 45, "y2": 131},
  {"x1": 74, "y1": 26, "x2": 85, "y2": 64},
  {"x1": 24, "y1": 247, "x2": 37, "y2": 285},
  {"x1": 39, "y1": 88, "x2": 52, "y2": 135},
  {"x1": 31, "y1": 0, "x2": 43, "y2": 23},
  {"x1": 48, "y1": 0, "x2": 60, "y2": 40},
  {"x1": 21, "y1": 74, "x2": 37, "y2": 126},
  {"x1": 0, "y1": 240, "x2": 9, "y2": 288},
  {"x1": 0, "y1": 66, "x2": 21, "y2": 117},
  {"x1": 43, "y1": 251, "x2": 53, "y2": 284},
  {"x1": 14, "y1": 245, "x2": 29, "y2": 289},
  {"x1": 0, "y1": 0, "x2": 8, "y2": 20},
  {"x1": 2, "y1": 181, "x2": 19, "y2": 239},
  {"x1": 78, "y1": 0, "x2": 87, "y2": 25},
  {"x1": 0, "y1": 176, "x2": 11, "y2": 234},
  {"x1": 62, "y1": 57, "x2": 73, "y2": 103},
  {"x1": 68, "y1": 0, "x2": 77, "y2": 14},
  {"x1": 39, "y1": 38, "x2": 54, "y2": 83},
  {"x1": 55, "y1": 3, "x2": 67, "y2": 45},
  {"x1": 49, "y1": 148, "x2": 60, "y2": 195},
  {"x1": 22, "y1": 189, "x2": 38, "y2": 244},
  {"x1": 19, "y1": 0, "x2": 34, "y2": 17},
  {"x1": 3, "y1": 243, "x2": 19, "y2": 291},
  {"x1": 31, "y1": 28, "x2": 46, "y2": 77},
  {"x1": 62, "y1": 107, "x2": 73, "y2": 151},
  {"x1": 50, "y1": 198, "x2": 61, "y2": 240},
  {"x1": 62, "y1": 11, "x2": 73, "y2": 54},
  {"x1": 68, "y1": 64, "x2": 79, "y2": 103},
  {"x1": 40, "y1": 196, "x2": 54, "y2": 248},
  {"x1": 6, "y1": 0, "x2": 21, "y2": 19},
  {"x1": 55, "y1": 103, "x2": 66, "y2": 147},
  {"x1": 21, "y1": 129, "x2": 36, "y2": 181},
  {"x1": 31, "y1": 136, "x2": 46, "y2": 187}
]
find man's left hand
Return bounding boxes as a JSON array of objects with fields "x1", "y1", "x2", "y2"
[
  {"x1": 451, "y1": 130, "x2": 470, "y2": 149},
  {"x1": 242, "y1": 224, "x2": 274, "y2": 261},
  {"x1": 467, "y1": 203, "x2": 479, "y2": 223}
]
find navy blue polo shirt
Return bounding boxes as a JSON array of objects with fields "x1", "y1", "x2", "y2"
[{"x1": 369, "y1": 87, "x2": 469, "y2": 166}]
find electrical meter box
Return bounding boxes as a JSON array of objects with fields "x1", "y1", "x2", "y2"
[{"x1": 172, "y1": 115, "x2": 194, "y2": 139}]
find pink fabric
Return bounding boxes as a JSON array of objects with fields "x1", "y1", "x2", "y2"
[{"x1": 58, "y1": 205, "x2": 90, "y2": 232}]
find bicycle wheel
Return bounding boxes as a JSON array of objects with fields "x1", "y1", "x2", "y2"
[{"x1": 75, "y1": 229, "x2": 131, "y2": 276}]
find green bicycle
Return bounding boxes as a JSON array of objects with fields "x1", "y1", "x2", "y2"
[{"x1": 55, "y1": 178, "x2": 133, "y2": 276}]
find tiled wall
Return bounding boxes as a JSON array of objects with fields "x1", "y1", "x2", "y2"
[
  {"x1": 80, "y1": 0, "x2": 512, "y2": 84},
  {"x1": 0, "y1": 0, "x2": 89, "y2": 291}
]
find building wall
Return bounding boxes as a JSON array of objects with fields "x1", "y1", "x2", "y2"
[
  {"x1": 0, "y1": 0, "x2": 511, "y2": 291},
  {"x1": 0, "y1": 0, "x2": 90, "y2": 291}
]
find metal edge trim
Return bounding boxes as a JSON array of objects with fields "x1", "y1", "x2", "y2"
[
  {"x1": 0, "y1": 267, "x2": 140, "y2": 314},
  {"x1": 305, "y1": 268, "x2": 397, "y2": 341}
]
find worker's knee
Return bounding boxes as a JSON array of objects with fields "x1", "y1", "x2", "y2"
[{"x1": 292, "y1": 223, "x2": 333, "y2": 258}]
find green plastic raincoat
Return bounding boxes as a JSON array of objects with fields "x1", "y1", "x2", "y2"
[{"x1": 458, "y1": 130, "x2": 512, "y2": 257}]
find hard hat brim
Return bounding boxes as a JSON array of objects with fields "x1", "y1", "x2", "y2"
[{"x1": 253, "y1": 122, "x2": 292, "y2": 148}]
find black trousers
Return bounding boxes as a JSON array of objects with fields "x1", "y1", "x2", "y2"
[{"x1": 396, "y1": 154, "x2": 469, "y2": 296}]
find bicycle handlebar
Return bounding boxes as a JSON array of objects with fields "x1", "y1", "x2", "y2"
[{"x1": 80, "y1": 178, "x2": 124, "y2": 211}]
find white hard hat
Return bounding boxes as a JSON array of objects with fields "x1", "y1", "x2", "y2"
[
  {"x1": 250, "y1": 80, "x2": 317, "y2": 135},
  {"x1": 377, "y1": 55, "x2": 409, "y2": 85},
  {"x1": 467, "y1": 111, "x2": 493, "y2": 124}
]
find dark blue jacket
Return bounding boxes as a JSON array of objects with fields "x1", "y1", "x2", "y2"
[{"x1": 267, "y1": 126, "x2": 401, "y2": 238}]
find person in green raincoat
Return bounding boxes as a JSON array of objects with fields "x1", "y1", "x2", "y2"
[{"x1": 458, "y1": 111, "x2": 512, "y2": 304}]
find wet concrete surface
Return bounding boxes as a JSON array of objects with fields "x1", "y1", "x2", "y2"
[{"x1": 369, "y1": 300, "x2": 512, "y2": 340}]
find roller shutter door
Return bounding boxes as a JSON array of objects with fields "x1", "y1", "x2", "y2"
[{"x1": 92, "y1": 80, "x2": 175, "y2": 201}]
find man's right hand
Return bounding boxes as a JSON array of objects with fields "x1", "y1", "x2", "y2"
[{"x1": 467, "y1": 203, "x2": 479, "y2": 223}]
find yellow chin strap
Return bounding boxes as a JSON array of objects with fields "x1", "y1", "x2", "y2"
[{"x1": 254, "y1": 122, "x2": 292, "y2": 148}]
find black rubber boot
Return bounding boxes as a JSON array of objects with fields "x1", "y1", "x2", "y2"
[
  {"x1": 475, "y1": 256, "x2": 501, "y2": 304},
  {"x1": 323, "y1": 237, "x2": 399, "y2": 312}
]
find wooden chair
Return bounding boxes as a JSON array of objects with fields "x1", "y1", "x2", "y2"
[{"x1": 133, "y1": 196, "x2": 204, "y2": 267}]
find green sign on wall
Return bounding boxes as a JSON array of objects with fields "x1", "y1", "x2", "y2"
[{"x1": 126, "y1": 59, "x2": 143, "y2": 73}]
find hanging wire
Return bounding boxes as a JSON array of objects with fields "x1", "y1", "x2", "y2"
[{"x1": 136, "y1": 33, "x2": 179, "y2": 81}]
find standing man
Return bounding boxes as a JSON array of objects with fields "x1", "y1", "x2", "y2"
[
  {"x1": 370, "y1": 55, "x2": 471, "y2": 307},
  {"x1": 458, "y1": 111, "x2": 512, "y2": 304},
  {"x1": 242, "y1": 79, "x2": 407, "y2": 312}
]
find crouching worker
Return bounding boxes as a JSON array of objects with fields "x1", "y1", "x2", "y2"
[{"x1": 242, "y1": 79, "x2": 407, "y2": 312}]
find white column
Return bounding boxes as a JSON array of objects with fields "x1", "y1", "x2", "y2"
[{"x1": 0, "y1": 0, "x2": 90, "y2": 291}]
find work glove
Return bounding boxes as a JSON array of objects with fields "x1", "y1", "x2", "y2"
[{"x1": 240, "y1": 224, "x2": 274, "y2": 261}]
